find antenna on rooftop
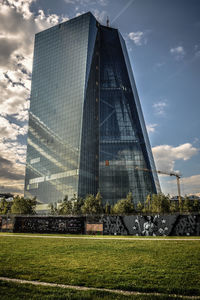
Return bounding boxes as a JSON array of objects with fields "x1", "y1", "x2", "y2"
[{"x1": 106, "y1": 16, "x2": 110, "y2": 27}]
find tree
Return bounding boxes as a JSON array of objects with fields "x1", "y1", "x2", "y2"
[
  {"x1": 110, "y1": 204, "x2": 114, "y2": 214},
  {"x1": 11, "y1": 196, "x2": 37, "y2": 214},
  {"x1": 58, "y1": 195, "x2": 73, "y2": 215},
  {"x1": 113, "y1": 192, "x2": 135, "y2": 215},
  {"x1": 72, "y1": 196, "x2": 84, "y2": 215},
  {"x1": 182, "y1": 196, "x2": 200, "y2": 213},
  {"x1": 126, "y1": 192, "x2": 133, "y2": 202},
  {"x1": 143, "y1": 194, "x2": 152, "y2": 213},
  {"x1": 169, "y1": 201, "x2": 178, "y2": 213},
  {"x1": 192, "y1": 199, "x2": 200, "y2": 213},
  {"x1": 136, "y1": 201, "x2": 143, "y2": 213},
  {"x1": 81, "y1": 192, "x2": 103, "y2": 215},
  {"x1": 0, "y1": 198, "x2": 11, "y2": 214},
  {"x1": 160, "y1": 194, "x2": 170, "y2": 213},
  {"x1": 49, "y1": 203, "x2": 58, "y2": 215},
  {"x1": 58, "y1": 195, "x2": 85, "y2": 215},
  {"x1": 104, "y1": 202, "x2": 111, "y2": 214},
  {"x1": 150, "y1": 193, "x2": 170, "y2": 214},
  {"x1": 182, "y1": 196, "x2": 191, "y2": 213}
]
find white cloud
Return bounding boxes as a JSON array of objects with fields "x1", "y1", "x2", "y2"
[
  {"x1": 152, "y1": 143, "x2": 199, "y2": 173},
  {"x1": 75, "y1": 9, "x2": 106, "y2": 22},
  {"x1": 0, "y1": 115, "x2": 27, "y2": 141},
  {"x1": 0, "y1": 0, "x2": 68, "y2": 122},
  {"x1": 153, "y1": 100, "x2": 167, "y2": 115},
  {"x1": 166, "y1": 174, "x2": 200, "y2": 196},
  {"x1": 0, "y1": 179, "x2": 25, "y2": 195},
  {"x1": 170, "y1": 46, "x2": 185, "y2": 60},
  {"x1": 0, "y1": 116, "x2": 20, "y2": 140},
  {"x1": 0, "y1": 124, "x2": 27, "y2": 194},
  {"x1": 92, "y1": 9, "x2": 107, "y2": 22},
  {"x1": 181, "y1": 175, "x2": 200, "y2": 187},
  {"x1": 128, "y1": 31, "x2": 146, "y2": 46},
  {"x1": 146, "y1": 123, "x2": 157, "y2": 133},
  {"x1": 75, "y1": 11, "x2": 85, "y2": 17},
  {"x1": 0, "y1": 0, "x2": 68, "y2": 194},
  {"x1": 0, "y1": 139, "x2": 27, "y2": 194}
]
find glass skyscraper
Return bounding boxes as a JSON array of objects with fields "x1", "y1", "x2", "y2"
[{"x1": 24, "y1": 12, "x2": 161, "y2": 210}]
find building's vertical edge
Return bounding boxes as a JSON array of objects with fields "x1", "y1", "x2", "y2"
[
  {"x1": 84, "y1": 13, "x2": 98, "y2": 95},
  {"x1": 77, "y1": 14, "x2": 99, "y2": 197},
  {"x1": 118, "y1": 32, "x2": 161, "y2": 193}
]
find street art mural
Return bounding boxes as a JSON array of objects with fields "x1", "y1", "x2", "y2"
[
  {"x1": 101, "y1": 216, "x2": 128, "y2": 235},
  {"x1": 123, "y1": 215, "x2": 177, "y2": 236},
  {"x1": 104, "y1": 214, "x2": 200, "y2": 236},
  {"x1": 13, "y1": 216, "x2": 85, "y2": 234},
  {"x1": 171, "y1": 214, "x2": 200, "y2": 236},
  {"x1": 0, "y1": 214, "x2": 200, "y2": 235}
]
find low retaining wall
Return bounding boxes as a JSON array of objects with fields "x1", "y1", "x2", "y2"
[{"x1": 0, "y1": 214, "x2": 200, "y2": 236}]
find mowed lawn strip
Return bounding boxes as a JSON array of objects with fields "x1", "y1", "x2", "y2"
[{"x1": 0, "y1": 235, "x2": 199, "y2": 296}]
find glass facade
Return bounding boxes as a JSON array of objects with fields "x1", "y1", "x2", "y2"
[
  {"x1": 25, "y1": 12, "x2": 160, "y2": 208},
  {"x1": 99, "y1": 26, "x2": 160, "y2": 204}
]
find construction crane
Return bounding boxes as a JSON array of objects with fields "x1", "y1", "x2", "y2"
[
  {"x1": 104, "y1": 160, "x2": 182, "y2": 205},
  {"x1": 157, "y1": 170, "x2": 181, "y2": 205},
  {"x1": 135, "y1": 166, "x2": 182, "y2": 205}
]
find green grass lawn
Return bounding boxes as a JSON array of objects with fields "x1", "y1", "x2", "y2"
[
  {"x1": 0, "y1": 281, "x2": 192, "y2": 300},
  {"x1": 1, "y1": 281, "x2": 193, "y2": 300},
  {"x1": 0, "y1": 234, "x2": 200, "y2": 298}
]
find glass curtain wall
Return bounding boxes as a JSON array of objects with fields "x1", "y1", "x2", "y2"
[
  {"x1": 99, "y1": 25, "x2": 160, "y2": 205},
  {"x1": 24, "y1": 13, "x2": 97, "y2": 206},
  {"x1": 24, "y1": 12, "x2": 160, "y2": 208}
]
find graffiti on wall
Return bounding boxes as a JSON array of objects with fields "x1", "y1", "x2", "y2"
[
  {"x1": 101, "y1": 216, "x2": 128, "y2": 235},
  {"x1": 103, "y1": 215, "x2": 200, "y2": 236},
  {"x1": 14, "y1": 216, "x2": 85, "y2": 234},
  {"x1": 123, "y1": 215, "x2": 177, "y2": 236},
  {"x1": 1, "y1": 214, "x2": 200, "y2": 236},
  {"x1": 172, "y1": 215, "x2": 200, "y2": 236}
]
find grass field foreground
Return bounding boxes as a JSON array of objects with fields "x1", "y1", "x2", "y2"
[
  {"x1": 0, "y1": 234, "x2": 200, "y2": 297},
  {"x1": 0, "y1": 281, "x2": 194, "y2": 300}
]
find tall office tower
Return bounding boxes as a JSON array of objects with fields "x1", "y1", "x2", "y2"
[{"x1": 24, "y1": 12, "x2": 160, "y2": 210}]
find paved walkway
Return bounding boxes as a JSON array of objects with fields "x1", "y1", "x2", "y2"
[
  {"x1": 0, "y1": 277, "x2": 200, "y2": 299},
  {"x1": 0, "y1": 234, "x2": 200, "y2": 241}
]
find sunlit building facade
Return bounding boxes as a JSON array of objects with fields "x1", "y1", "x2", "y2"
[{"x1": 24, "y1": 12, "x2": 160, "y2": 209}]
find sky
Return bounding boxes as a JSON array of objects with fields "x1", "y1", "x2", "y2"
[{"x1": 0, "y1": 0, "x2": 200, "y2": 197}]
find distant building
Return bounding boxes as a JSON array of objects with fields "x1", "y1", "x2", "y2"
[
  {"x1": 170, "y1": 195, "x2": 200, "y2": 203},
  {"x1": 24, "y1": 12, "x2": 161, "y2": 210},
  {"x1": 0, "y1": 193, "x2": 13, "y2": 202},
  {"x1": 187, "y1": 195, "x2": 200, "y2": 201}
]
